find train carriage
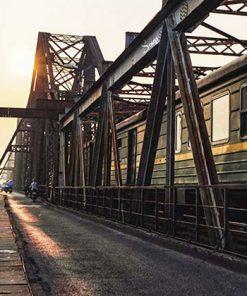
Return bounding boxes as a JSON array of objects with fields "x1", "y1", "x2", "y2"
[{"x1": 112, "y1": 53, "x2": 247, "y2": 187}]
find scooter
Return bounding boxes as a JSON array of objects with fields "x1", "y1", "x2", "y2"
[
  {"x1": 24, "y1": 186, "x2": 31, "y2": 198},
  {"x1": 31, "y1": 190, "x2": 38, "y2": 202},
  {"x1": 3, "y1": 185, "x2": 12, "y2": 194}
]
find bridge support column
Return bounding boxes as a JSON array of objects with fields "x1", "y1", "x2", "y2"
[
  {"x1": 137, "y1": 23, "x2": 169, "y2": 186},
  {"x1": 166, "y1": 17, "x2": 224, "y2": 247}
]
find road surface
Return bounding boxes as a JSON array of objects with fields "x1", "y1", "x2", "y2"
[{"x1": 6, "y1": 193, "x2": 247, "y2": 296}]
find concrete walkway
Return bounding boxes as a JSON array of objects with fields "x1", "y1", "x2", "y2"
[{"x1": 0, "y1": 193, "x2": 31, "y2": 295}]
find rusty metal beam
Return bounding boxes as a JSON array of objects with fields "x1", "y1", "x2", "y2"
[
  {"x1": 0, "y1": 119, "x2": 25, "y2": 168},
  {"x1": 78, "y1": 118, "x2": 86, "y2": 187},
  {"x1": 0, "y1": 108, "x2": 62, "y2": 119},
  {"x1": 103, "y1": 93, "x2": 111, "y2": 186},
  {"x1": 167, "y1": 17, "x2": 224, "y2": 246},
  {"x1": 166, "y1": 50, "x2": 175, "y2": 188},
  {"x1": 137, "y1": 23, "x2": 169, "y2": 186},
  {"x1": 213, "y1": 0, "x2": 247, "y2": 16},
  {"x1": 89, "y1": 92, "x2": 107, "y2": 186},
  {"x1": 187, "y1": 36, "x2": 247, "y2": 57},
  {"x1": 108, "y1": 91, "x2": 122, "y2": 186},
  {"x1": 201, "y1": 22, "x2": 247, "y2": 48},
  {"x1": 35, "y1": 99, "x2": 74, "y2": 110}
]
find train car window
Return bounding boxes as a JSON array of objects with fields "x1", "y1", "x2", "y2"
[
  {"x1": 241, "y1": 86, "x2": 247, "y2": 138},
  {"x1": 188, "y1": 102, "x2": 204, "y2": 149},
  {"x1": 175, "y1": 112, "x2": 182, "y2": 153},
  {"x1": 117, "y1": 138, "x2": 122, "y2": 148},
  {"x1": 212, "y1": 93, "x2": 230, "y2": 143}
]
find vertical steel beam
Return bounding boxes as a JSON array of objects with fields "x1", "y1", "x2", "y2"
[
  {"x1": 49, "y1": 120, "x2": 59, "y2": 188},
  {"x1": 31, "y1": 33, "x2": 50, "y2": 182},
  {"x1": 103, "y1": 98, "x2": 112, "y2": 186},
  {"x1": 68, "y1": 119, "x2": 77, "y2": 186},
  {"x1": 32, "y1": 120, "x2": 45, "y2": 181},
  {"x1": 165, "y1": 49, "x2": 176, "y2": 230},
  {"x1": 166, "y1": 17, "x2": 223, "y2": 246},
  {"x1": 137, "y1": 23, "x2": 169, "y2": 186},
  {"x1": 166, "y1": 49, "x2": 175, "y2": 188},
  {"x1": 90, "y1": 61, "x2": 114, "y2": 187},
  {"x1": 59, "y1": 130, "x2": 66, "y2": 186},
  {"x1": 78, "y1": 118, "x2": 86, "y2": 187},
  {"x1": 107, "y1": 91, "x2": 122, "y2": 186},
  {"x1": 89, "y1": 88, "x2": 107, "y2": 187},
  {"x1": 73, "y1": 112, "x2": 80, "y2": 186},
  {"x1": 65, "y1": 126, "x2": 72, "y2": 186},
  {"x1": 64, "y1": 128, "x2": 71, "y2": 186}
]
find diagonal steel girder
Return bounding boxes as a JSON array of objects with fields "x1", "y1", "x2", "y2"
[{"x1": 136, "y1": 23, "x2": 169, "y2": 186}]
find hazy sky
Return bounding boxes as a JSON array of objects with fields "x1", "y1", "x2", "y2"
[{"x1": 0, "y1": 0, "x2": 162, "y2": 157}]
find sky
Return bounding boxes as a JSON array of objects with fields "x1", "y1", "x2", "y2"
[
  {"x1": 0, "y1": 0, "x2": 162, "y2": 158},
  {"x1": 0, "y1": 1, "x2": 247, "y2": 160}
]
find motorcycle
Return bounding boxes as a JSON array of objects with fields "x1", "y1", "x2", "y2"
[
  {"x1": 3, "y1": 185, "x2": 12, "y2": 193},
  {"x1": 24, "y1": 185, "x2": 31, "y2": 198},
  {"x1": 31, "y1": 189, "x2": 38, "y2": 202}
]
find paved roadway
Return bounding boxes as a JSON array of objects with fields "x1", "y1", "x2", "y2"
[{"x1": 6, "y1": 193, "x2": 247, "y2": 296}]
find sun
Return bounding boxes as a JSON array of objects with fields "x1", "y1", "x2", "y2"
[
  {"x1": 18, "y1": 55, "x2": 33, "y2": 75},
  {"x1": 11, "y1": 52, "x2": 34, "y2": 78}
]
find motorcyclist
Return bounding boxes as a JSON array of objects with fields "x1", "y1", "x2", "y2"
[
  {"x1": 30, "y1": 178, "x2": 38, "y2": 201},
  {"x1": 6, "y1": 180, "x2": 14, "y2": 193}
]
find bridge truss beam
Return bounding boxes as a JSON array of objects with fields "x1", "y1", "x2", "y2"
[
  {"x1": 59, "y1": 0, "x2": 229, "y2": 247},
  {"x1": 3, "y1": 0, "x2": 246, "y2": 247},
  {"x1": 0, "y1": 33, "x2": 104, "y2": 191}
]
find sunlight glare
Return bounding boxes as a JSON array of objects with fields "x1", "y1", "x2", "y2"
[{"x1": 11, "y1": 53, "x2": 33, "y2": 77}]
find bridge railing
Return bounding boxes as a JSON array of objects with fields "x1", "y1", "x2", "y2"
[{"x1": 39, "y1": 184, "x2": 247, "y2": 258}]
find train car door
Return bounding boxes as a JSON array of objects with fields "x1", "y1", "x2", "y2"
[{"x1": 127, "y1": 128, "x2": 137, "y2": 185}]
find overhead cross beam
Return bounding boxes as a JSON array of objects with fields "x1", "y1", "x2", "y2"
[
  {"x1": 213, "y1": 0, "x2": 247, "y2": 16},
  {"x1": 0, "y1": 108, "x2": 63, "y2": 119},
  {"x1": 201, "y1": 22, "x2": 247, "y2": 48},
  {"x1": 187, "y1": 36, "x2": 247, "y2": 56},
  {"x1": 116, "y1": 81, "x2": 152, "y2": 97}
]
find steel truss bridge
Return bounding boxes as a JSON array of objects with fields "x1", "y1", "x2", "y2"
[{"x1": 1, "y1": 0, "x2": 247, "y2": 257}]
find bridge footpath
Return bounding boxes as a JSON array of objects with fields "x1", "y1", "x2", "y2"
[
  {"x1": 5, "y1": 193, "x2": 247, "y2": 296},
  {"x1": 0, "y1": 193, "x2": 31, "y2": 295}
]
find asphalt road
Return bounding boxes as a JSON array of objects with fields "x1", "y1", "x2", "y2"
[{"x1": 6, "y1": 193, "x2": 247, "y2": 296}]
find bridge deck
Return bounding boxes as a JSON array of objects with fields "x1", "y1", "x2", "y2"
[
  {"x1": 0, "y1": 193, "x2": 31, "y2": 295},
  {"x1": 5, "y1": 193, "x2": 247, "y2": 296}
]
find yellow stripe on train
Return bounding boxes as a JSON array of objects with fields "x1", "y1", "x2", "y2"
[
  {"x1": 175, "y1": 142, "x2": 247, "y2": 162},
  {"x1": 112, "y1": 142, "x2": 247, "y2": 170}
]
